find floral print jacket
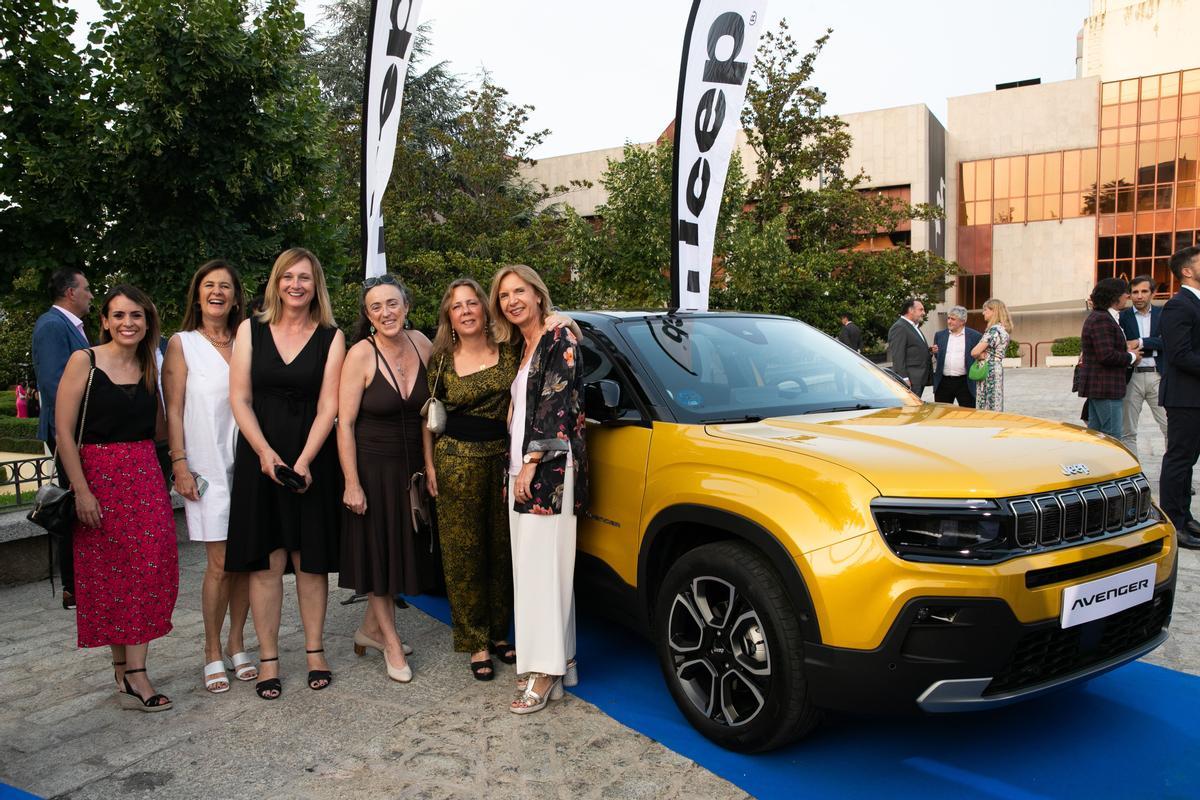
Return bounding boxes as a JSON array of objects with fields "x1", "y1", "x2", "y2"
[{"x1": 513, "y1": 326, "x2": 589, "y2": 516}]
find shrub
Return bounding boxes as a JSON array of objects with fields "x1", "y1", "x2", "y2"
[
  {"x1": 0, "y1": 417, "x2": 39, "y2": 453},
  {"x1": 0, "y1": 391, "x2": 15, "y2": 417},
  {"x1": 1005, "y1": 340, "x2": 1021, "y2": 359},
  {"x1": 0, "y1": 438, "x2": 44, "y2": 455},
  {"x1": 1051, "y1": 337, "x2": 1082, "y2": 356}
]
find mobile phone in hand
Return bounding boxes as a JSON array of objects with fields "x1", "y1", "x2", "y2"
[
  {"x1": 192, "y1": 472, "x2": 209, "y2": 498},
  {"x1": 274, "y1": 464, "x2": 305, "y2": 492}
]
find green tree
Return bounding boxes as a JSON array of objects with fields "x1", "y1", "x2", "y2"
[
  {"x1": 0, "y1": 0, "x2": 100, "y2": 288},
  {"x1": 86, "y1": 0, "x2": 337, "y2": 325},
  {"x1": 568, "y1": 140, "x2": 747, "y2": 309}
]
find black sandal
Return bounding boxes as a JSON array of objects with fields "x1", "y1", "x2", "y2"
[
  {"x1": 470, "y1": 657, "x2": 495, "y2": 681},
  {"x1": 119, "y1": 668, "x2": 172, "y2": 712},
  {"x1": 256, "y1": 656, "x2": 281, "y2": 700},
  {"x1": 306, "y1": 648, "x2": 332, "y2": 691},
  {"x1": 490, "y1": 641, "x2": 517, "y2": 665}
]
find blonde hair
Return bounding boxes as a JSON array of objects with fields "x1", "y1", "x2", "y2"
[
  {"x1": 982, "y1": 298, "x2": 1013, "y2": 333},
  {"x1": 432, "y1": 278, "x2": 493, "y2": 358},
  {"x1": 258, "y1": 247, "x2": 335, "y2": 327},
  {"x1": 489, "y1": 264, "x2": 554, "y2": 345}
]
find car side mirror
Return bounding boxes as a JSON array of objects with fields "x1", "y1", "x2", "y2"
[{"x1": 585, "y1": 379, "x2": 621, "y2": 422}]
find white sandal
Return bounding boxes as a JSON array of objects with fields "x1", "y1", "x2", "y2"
[
  {"x1": 203, "y1": 660, "x2": 230, "y2": 694},
  {"x1": 510, "y1": 674, "x2": 563, "y2": 715},
  {"x1": 517, "y1": 658, "x2": 577, "y2": 692},
  {"x1": 224, "y1": 651, "x2": 258, "y2": 682}
]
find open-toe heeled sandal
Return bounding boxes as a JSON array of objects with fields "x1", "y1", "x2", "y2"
[
  {"x1": 470, "y1": 657, "x2": 495, "y2": 682},
  {"x1": 203, "y1": 660, "x2": 230, "y2": 694},
  {"x1": 306, "y1": 648, "x2": 332, "y2": 691},
  {"x1": 223, "y1": 650, "x2": 258, "y2": 681},
  {"x1": 119, "y1": 668, "x2": 173, "y2": 712},
  {"x1": 490, "y1": 640, "x2": 517, "y2": 665},
  {"x1": 255, "y1": 656, "x2": 281, "y2": 701}
]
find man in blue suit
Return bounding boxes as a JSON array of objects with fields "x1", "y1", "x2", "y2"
[
  {"x1": 932, "y1": 305, "x2": 983, "y2": 407},
  {"x1": 1120, "y1": 275, "x2": 1168, "y2": 454},
  {"x1": 31, "y1": 267, "x2": 94, "y2": 608}
]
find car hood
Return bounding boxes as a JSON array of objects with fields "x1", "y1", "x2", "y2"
[{"x1": 705, "y1": 404, "x2": 1140, "y2": 499}]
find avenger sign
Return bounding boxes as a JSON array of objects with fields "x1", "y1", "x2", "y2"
[
  {"x1": 670, "y1": 0, "x2": 767, "y2": 311},
  {"x1": 361, "y1": 0, "x2": 424, "y2": 277}
]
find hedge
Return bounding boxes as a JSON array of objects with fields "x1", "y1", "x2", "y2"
[
  {"x1": 1051, "y1": 337, "x2": 1082, "y2": 356},
  {"x1": 0, "y1": 417, "x2": 40, "y2": 455},
  {"x1": 0, "y1": 390, "x2": 15, "y2": 417},
  {"x1": 0, "y1": 438, "x2": 44, "y2": 455}
]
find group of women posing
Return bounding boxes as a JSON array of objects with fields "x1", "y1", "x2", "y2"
[{"x1": 56, "y1": 248, "x2": 587, "y2": 716}]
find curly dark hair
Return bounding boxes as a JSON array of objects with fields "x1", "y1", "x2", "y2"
[{"x1": 1090, "y1": 277, "x2": 1129, "y2": 311}]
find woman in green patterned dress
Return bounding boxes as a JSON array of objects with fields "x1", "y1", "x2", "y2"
[
  {"x1": 970, "y1": 297, "x2": 1013, "y2": 412},
  {"x1": 424, "y1": 279, "x2": 518, "y2": 680}
]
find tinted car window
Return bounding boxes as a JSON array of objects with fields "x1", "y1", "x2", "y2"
[{"x1": 619, "y1": 316, "x2": 913, "y2": 423}]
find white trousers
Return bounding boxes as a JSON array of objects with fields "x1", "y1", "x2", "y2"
[
  {"x1": 509, "y1": 470, "x2": 576, "y2": 677},
  {"x1": 1121, "y1": 370, "x2": 1168, "y2": 453}
]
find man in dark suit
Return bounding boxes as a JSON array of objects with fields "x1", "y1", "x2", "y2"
[
  {"x1": 1119, "y1": 275, "x2": 1168, "y2": 454},
  {"x1": 1078, "y1": 278, "x2": 1140, "y2": 438},
  {"x1": 836, "y1": 312, "x2": 862, "y2": 352},
  {"x1": 31, "y1": 267, "x2": 93, "y2": 608},
  {"x1": 932, "y1": 305, "x2": 983, "y2": 407},
  {"x1": 1159, "y1": 246, "x2": 1200, "y2": 549},
  {"x1": 887, "y1": 298, "x2": 932, "y2": 398}
]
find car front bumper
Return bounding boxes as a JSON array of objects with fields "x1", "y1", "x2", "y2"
[{"x1": 802, "y1": 573, "x2": 1175, "y2": 715}]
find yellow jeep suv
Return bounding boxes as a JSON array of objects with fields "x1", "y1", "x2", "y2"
[{"x1": 574, "y1": 311, "x2": 1176, "y2": 752}]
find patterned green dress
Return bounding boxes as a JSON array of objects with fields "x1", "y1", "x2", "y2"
[
  {"x1": 977, "y1": 324, "x2": 1010, "y2": 412},
  {"x1": 427, "y1": 343, "x2": 518, "y2": 653}
]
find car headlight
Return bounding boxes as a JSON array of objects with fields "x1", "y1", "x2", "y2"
[{"x1": 871, "y1": 498, "x2": 1014, "y2": 562}]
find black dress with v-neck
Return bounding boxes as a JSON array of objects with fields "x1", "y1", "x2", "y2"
[
  {"x1": 226, "y1": 317, "x2": 342, "y2": 573},
  {"x1": 338, "y1": 336, "x2": 432, "y2": 595}
]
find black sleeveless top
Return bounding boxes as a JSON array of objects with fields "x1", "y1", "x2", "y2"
[{"x1": 79, "y1": 352, "x2": 158, "y2": 444}]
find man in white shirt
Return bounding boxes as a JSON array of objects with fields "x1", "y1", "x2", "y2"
[
  {"x1": 1119, "y1": 275, "x2": 1168, "y2": 454},
  {"x1": 31, "y1": 267, "x2": 94, "y2": 609},
  {"x1": 932, "y1": 306, "x2": 984, "y2": 407}
]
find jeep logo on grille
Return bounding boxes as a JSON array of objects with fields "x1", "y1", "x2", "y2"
[{"x1": 1061, "y1": 463, "x2": 1090, "y2": 476}]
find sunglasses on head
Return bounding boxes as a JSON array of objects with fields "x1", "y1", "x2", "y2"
[{"x1": 363, "y1": 274, "x2": 400, "y2": 289}]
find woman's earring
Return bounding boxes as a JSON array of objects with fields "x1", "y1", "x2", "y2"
[
  {"x1": 451, "y1": 328, "x2": 458, "y2": 344},
  {"x1": 370, "y1": 324, "x2": 376, "y2": 334}
]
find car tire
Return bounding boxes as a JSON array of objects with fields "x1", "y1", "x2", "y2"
[{"x1": 653, "y1": 540, "x2": 820, "y2": 752}]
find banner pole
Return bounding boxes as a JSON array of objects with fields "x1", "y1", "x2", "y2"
[{"x1": 669, "y1": 0, "x2": 704, "y2": 312}]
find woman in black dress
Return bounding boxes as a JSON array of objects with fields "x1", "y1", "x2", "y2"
[
  {"x1": 337, "y1": 275, "x2": 433, "y2": 683},
  {"x1": 226, "y1": 248, "x2": 345, "y2": 700}
]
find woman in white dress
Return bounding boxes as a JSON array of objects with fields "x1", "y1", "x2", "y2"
[{"x1": 162, "y1": 260, "x2": 257, "y2": 693}]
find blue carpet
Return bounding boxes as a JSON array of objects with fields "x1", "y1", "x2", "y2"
[
  {"x1": 406, "y1": 593, "x2": 1200, "y2": 799},
  {"x1": 0, "y1": 786, "x2": 39, "y2": 800}
]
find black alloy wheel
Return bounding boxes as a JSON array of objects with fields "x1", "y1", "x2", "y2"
[{"x1": 653, "y1": 540, "x2": 819, "y2": 752}]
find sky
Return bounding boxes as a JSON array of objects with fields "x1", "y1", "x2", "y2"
[{"x1": 67, "y1": 0, "x2": 1092, "y2": 159}]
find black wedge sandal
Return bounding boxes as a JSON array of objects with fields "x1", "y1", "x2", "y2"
[
  {"x1": 490, "y1": 640, "x2": 517, "y2": 666},
  {"x1": 255, "y1": 656, "x2": 281, "y2": 700},
  {"x1": 470, "y1": 656, "x2": 495, "y2": 682},
  {"x1": 119, "y1": 668, "x2": 172, "y2": 713},
  {"x1": 306, "y1": 648, "x2": 332, "y2": 691}
]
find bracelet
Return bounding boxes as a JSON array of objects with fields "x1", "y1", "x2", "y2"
[
  {"x1": 171, "y1": 456, "x2": 188, "y2": 464},
  {"x1": 168, "y1": 449, "x2": 186, "y2": 457}
]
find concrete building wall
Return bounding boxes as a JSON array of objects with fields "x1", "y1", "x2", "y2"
[
  {"x1": 1081, "y1": 0, "x2": 1200, "y2": 81},
  {"x1": 520, "y1": 144, "x2": 636, "y2": 218},
  {"x1": 945, "y1": 77, "x2": 1101, "y2": 333}
]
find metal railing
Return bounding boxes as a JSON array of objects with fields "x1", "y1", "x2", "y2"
[{"x1": 0, "y1": 456, "x2": 56, "y2": 510}]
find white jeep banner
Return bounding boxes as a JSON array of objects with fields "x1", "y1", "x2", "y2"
[
  {"x1": 670, "y1": 0, "x2": 766, "y2": 311},
  {"x1": 362, "y1": 0, "x2": 423, "y2": 277}
]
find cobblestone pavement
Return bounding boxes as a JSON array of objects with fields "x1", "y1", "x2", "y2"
[{"x1": 0, "y1": 368, "x2": 1194, "y2": 799}]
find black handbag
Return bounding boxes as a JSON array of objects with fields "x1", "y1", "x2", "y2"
[{"x1": 27, "y1": 354, "x2": 95, "y2": 534}]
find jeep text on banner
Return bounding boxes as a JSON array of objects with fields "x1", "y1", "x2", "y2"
[
  {"x1": 361, "y1": 0, "x2": 424, "y2": 278},
  {"x1": 670, "y1": 0, "x2": 767, "y2": 311}
]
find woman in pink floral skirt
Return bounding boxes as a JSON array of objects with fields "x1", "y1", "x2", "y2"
[{"x1": 56, "y1": 284, "x2": 179, "y2": 712}]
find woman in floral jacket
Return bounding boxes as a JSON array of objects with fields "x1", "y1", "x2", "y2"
[{"x1": 491, "y1": 263, "x2": 588, "y2": 715}]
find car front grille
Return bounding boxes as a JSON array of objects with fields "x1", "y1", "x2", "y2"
[
  {"x1": 984, "y1": 590, "x2": 1171, "y2": 696},
  {"x1": 1009, "y1": 475, "x2": 1153, "y2": 552}
]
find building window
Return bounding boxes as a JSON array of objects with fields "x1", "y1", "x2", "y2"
[{"x1": 1098, "y1": 67, "x2": 1200, "y2": 294}]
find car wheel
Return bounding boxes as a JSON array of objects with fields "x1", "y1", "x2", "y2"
[{"x1": 653, "y1": 540, "x2": 820, "y2": 752}]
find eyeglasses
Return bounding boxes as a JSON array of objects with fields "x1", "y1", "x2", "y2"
[{"x1": 363, "y1": 274, "x2": 400, "y2": 289}]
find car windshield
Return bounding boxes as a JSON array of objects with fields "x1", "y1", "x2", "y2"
[{"x1": 619, "y1": 315, "x2": 914, "y2": 423}]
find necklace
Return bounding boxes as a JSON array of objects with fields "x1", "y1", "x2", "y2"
[{"x1": 198, "y1": 328, "x2": 232, "y2": 348}]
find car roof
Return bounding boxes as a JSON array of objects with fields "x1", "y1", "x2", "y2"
[{"x1": 568, "y1": 310, "x2": 794, "y2": 324}]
